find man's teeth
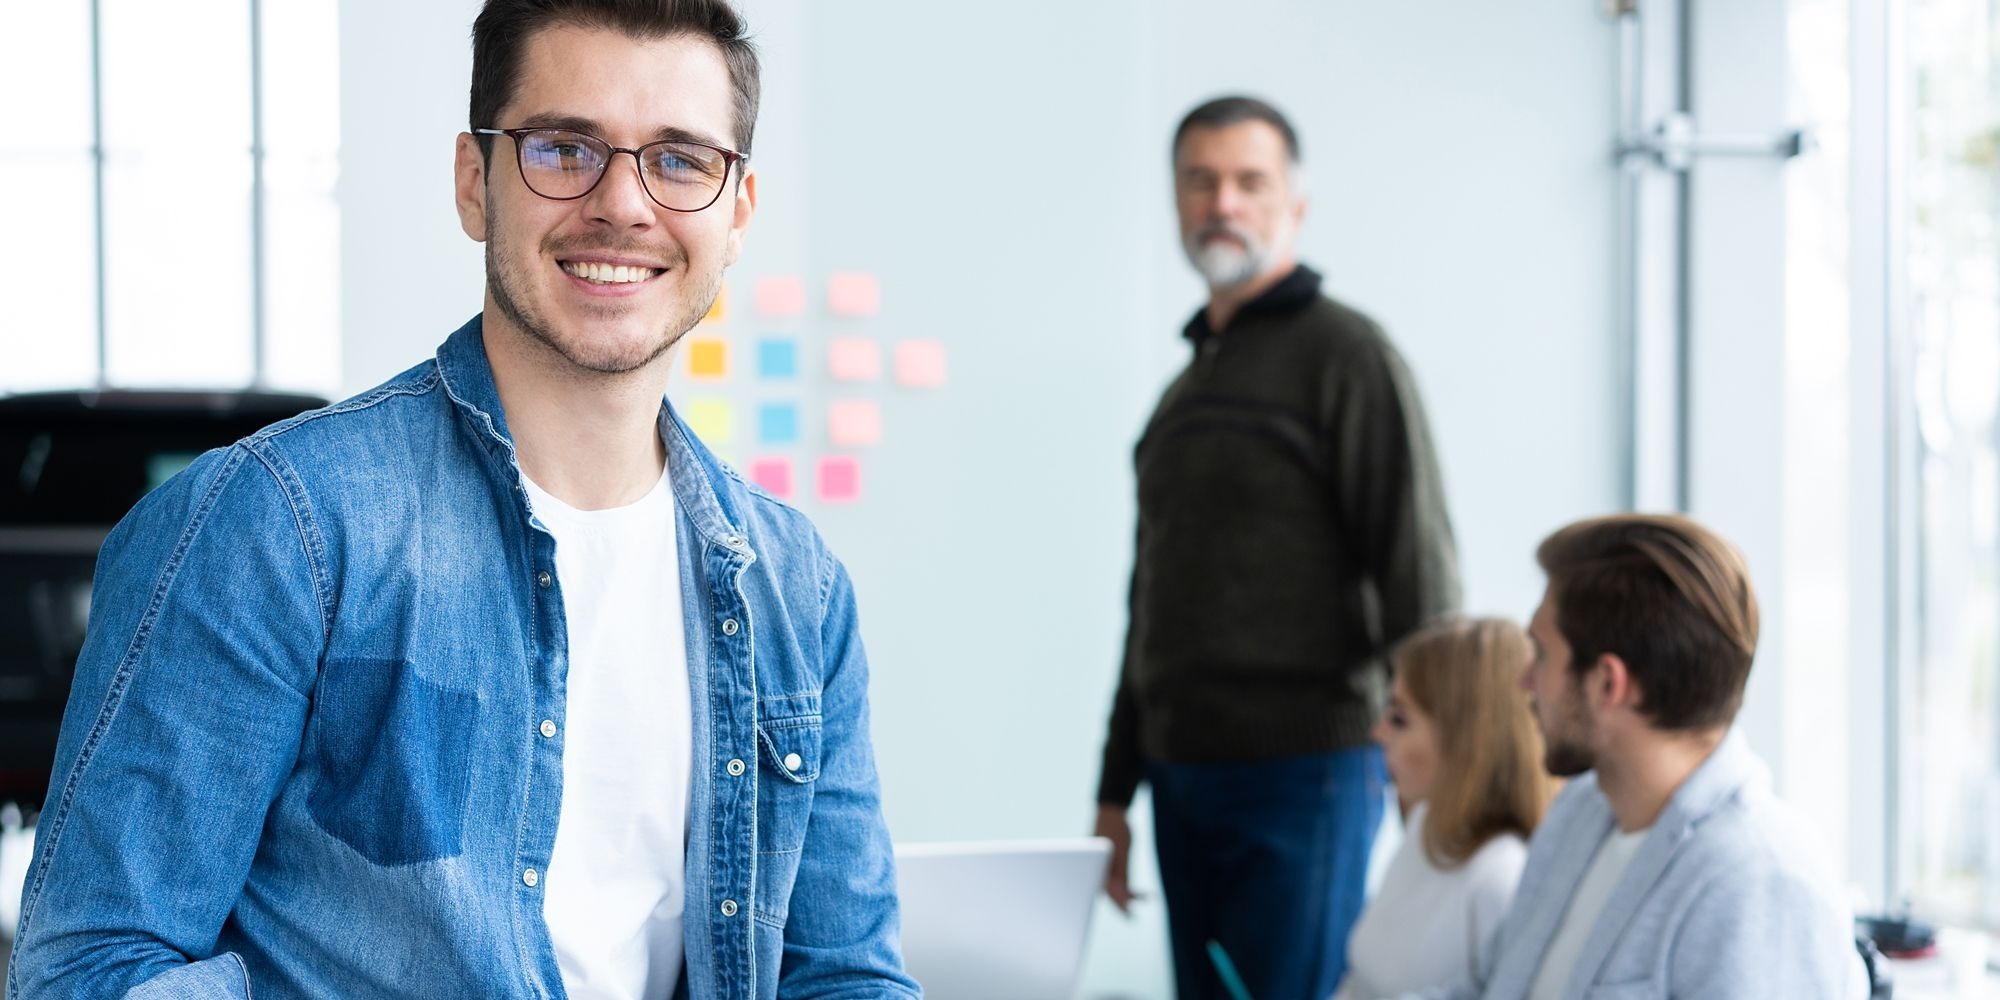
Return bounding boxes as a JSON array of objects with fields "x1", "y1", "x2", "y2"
[{"x1": 562, "y1": 261, "x2": 659, "y2": 284}]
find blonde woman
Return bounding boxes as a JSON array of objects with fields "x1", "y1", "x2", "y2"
[{"x1": 1333, "y1": 617, "x2": 1559, "y2": 1000}]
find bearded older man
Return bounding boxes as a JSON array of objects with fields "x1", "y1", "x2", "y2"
[{"x1": 1091, "y1": 95, "x2": 1460, "y2": 1000}]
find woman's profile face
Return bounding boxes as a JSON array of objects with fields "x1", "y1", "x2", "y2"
[{"x1": 1371, "y1": 676, "x2": 1441, "y2": 812}]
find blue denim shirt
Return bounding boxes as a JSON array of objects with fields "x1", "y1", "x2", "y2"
[{"x1": 6, "y1": 318, "x2": 919, "y2": 1000}]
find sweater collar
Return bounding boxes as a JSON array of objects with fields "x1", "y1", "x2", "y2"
[{"x1": 1181, "y1": 263, "x2": 1322, "y2": 345}]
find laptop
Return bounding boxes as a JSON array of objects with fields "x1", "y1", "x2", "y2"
[{"x1": 895, "y1": 838, "x2": 1111, "y2": 1000}]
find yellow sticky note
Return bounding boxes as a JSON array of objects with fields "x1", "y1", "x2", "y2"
[
  {"x1": 703, "y1": 282, "x2": 728, "y2": 324},
  {"x1": 687, "y1": 338, "x2": 729, "y2": 379},
  {"x1": 684, "y1": 399, "x2": 733, "y2": 443}
]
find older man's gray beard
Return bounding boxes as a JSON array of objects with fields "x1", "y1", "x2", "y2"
[{"x1": 1184, "y1": 232, "x2": 1269, "y2": 289}]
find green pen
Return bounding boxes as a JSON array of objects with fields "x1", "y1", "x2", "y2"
[{"x1": 1206, "y1": 940, "x2": 1256, "y2": 1000}]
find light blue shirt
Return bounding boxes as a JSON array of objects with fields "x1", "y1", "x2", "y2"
[
  {"x1": 6, "y1": 317, "x2": 919, "y2": 1000},
  {"x1": 1412, "y1": 732, "x2": 1860, "y2": 1000}
]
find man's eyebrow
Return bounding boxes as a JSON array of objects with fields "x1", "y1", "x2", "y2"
[{"x1": 509, "y1": 113, "x2": 730, "y2": 150}]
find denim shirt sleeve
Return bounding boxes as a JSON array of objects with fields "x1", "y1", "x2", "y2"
[
  {"x1": 771, "y1": 555, "x2": 920, "y2": 998},
  {"x1": 7, "y1": 444, "x2": 324, "y2": 999}
]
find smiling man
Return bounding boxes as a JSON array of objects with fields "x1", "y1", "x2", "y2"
[
  {"x1": 5, "y1": 3, "x2": 918, "y2": 999},
  {"x1": 1092, "y1": 96, "x2": 1459, "y2": 1000}
]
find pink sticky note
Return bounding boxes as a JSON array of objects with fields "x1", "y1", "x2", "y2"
[
  {"x1": 827, "y1": 399, "x2": 882, "y2": 447},
  {"x1": 893, "y1": 339, "x2": 948, "y2": 388},
  {"x1": 827, "y1": 338, "x2": 882, "y2": 382},
  {"x1": 817, "y1": 456, "x2": 861, "y2": 504},
  {"x1": 827, "y1": 272, "x2": 881, "y2": 317},
  {"x1": 755, "y1": 276, "x2": 806, "y2": 318},
  {"x1": 749, "y1": 457, "x2": 793, "y2": 499}
]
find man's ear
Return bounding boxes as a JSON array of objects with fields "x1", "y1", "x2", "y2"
[
  {"x1": 1594, "y1": 653, "x2": 1640, "y2": 712},
  {"x1": 722, "y1": 167, "x2": 758, "y2": 267},
  {"x1": 454, "y1": 132, "x2": 490, "y2": 242}
]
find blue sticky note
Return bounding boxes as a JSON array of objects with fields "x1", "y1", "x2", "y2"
[
  {"x1": 758, "y1": 402, "x2": 800, "y2": 445},
  {"x1": 758, "y1": 338, "x2": 798, "y2": 379}
]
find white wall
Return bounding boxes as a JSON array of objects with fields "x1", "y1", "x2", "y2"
[{"x1": 336, "y1": 2, "x2": 1625, "y2": 992}]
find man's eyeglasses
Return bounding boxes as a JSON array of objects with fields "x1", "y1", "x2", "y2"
[{"x1": 474, "y1": 127, "x2": 748, "y2": 213}]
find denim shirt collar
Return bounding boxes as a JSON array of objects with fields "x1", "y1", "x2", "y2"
[{"x1": 431, "y1": 314, "x2": 755, "y2": 561}]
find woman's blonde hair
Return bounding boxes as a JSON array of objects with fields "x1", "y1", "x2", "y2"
[{"x1": 1395, "y1": 616, "x2": 1559, "y2": 868}]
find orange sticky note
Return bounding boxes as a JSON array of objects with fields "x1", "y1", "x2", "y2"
[
  {"x1": 827, "y1": 272, "x2": 881, "y2": 317},
  {"x1": 686, "y1": 338, "x2": 728, "y2": 379},
  {"x1": 828, "y1": 400, "x2": 882, "y2": 447},
  {"x1": 749, "y1": 457, "x2": 793, "y2": 499},
  {"x1": 827, "y1": 338, "x2": 881, "y2": 382},
  {"x1": 893, "y1": 339, "x2": 948, "y2": 388},
  {"x1": 683, "y1": 399, "x2": 733, "y2": 443},
  {"x1": 817, "y1": 456, "x2": 861, "y2": 503},
  {"x1": 755, "y1": 276, "x2": 806, "y2": 318},
  {"x1": 702, "y1": 283, "x2": 728, "y2": 324}
]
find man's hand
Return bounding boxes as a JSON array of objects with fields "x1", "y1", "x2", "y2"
[{"x1": 1093, "y1": 803, "x2": 1142, "y2": 914}]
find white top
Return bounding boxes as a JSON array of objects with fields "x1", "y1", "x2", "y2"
[
  {"x1": 526, "y1": 468, "x2": 692, "y2": 1000},
  {"x1": 1335, "y1": 803, "x2": 1529, "y2": 1000},
  {"x1": 1527, "y1": 826, "x2": 1648, "y2": 1000}
]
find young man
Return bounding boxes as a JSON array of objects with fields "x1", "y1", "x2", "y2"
[
  {"x1": 6, "y1": 3, "x2": 918, "y2": 998},
  {"x1": 1091, "y1": 95, "x2": 1460, "y2": 1000},
  {"x1": 1411, "y1": 514, "x2": 1858, "y2": 999}
]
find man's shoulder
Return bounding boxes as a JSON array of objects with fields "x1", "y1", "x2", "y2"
[
  {"x1": 1683, "y1": 784, "x2": 1844, "y2": 895},
  {"x1": 244, "y1": 359, "x2": 446, "y2": 455}
]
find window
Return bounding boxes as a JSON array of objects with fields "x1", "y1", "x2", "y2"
[
  {"x1": 1905, "y1": 0, "x2": 2000, "y2": 926},
  {"x1": 0, "y1": 0, "x2": 340, "y2": 396}
]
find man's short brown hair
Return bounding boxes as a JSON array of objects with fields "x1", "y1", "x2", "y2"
[
  {"x1": 470, "y1": 0, "x2": 761, "y2": 157},
  {"x1": 1536, "y1": 514, "x2": 1760, "y2": 731}
]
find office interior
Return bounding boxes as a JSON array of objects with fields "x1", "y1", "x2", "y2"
[{"x1": 0, "y1": 0, "x2": 1995, "y2": 995}]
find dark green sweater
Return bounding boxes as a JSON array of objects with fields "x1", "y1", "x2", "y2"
[{"x1": 1096, "y1": 265, "x2": 1461, "y2": 807}]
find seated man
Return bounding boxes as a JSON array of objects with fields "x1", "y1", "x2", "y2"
[{"x1": 1413, "y1": 513, "x2": 1857, "y2": 999}]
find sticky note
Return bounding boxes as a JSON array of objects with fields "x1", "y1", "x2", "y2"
[
  {"x1": 702, "y1": 282, "x2": 728, "y2": 324},
  {"x1": 749, "y1": 457, "x2": 793, "y2": 499},
  {"x1": 827, "y1": 338, "x2": 881, "y2": 382},
  {"x1": 827, "y1": 400, "x2": 881, "y2": 447},
  {"x1": 817, "y1": 456, "x2": 861, "y2": 503},
  {"x1": 894, "y1": 339, "x2": 948, "y2": 388},
  {"x1": 758, "y1": 402, "x2": 800, "y2": 445},
  {"x1": 757, "y1": 338, "x2": 798, "y2": 379},
  {"x1": 755, "y1": 276, "x2": 806, "y2": 318},
  {"x1": 827, "y1": 272, "x2": 881, "y2": 317},
  {"x1": 686, "y1": 338, "x2": 728, "y2": 379},
  {"x1": 683, "y1": 399, "x2": 733, "y2": 444}
]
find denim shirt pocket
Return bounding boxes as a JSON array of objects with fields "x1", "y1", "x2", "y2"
[
  {"x1": 305, "y1": 657, "x2": 482, "y2": 866},
  {"x1": 754, "y1": 709, "x2": 821, "y2": 856}
]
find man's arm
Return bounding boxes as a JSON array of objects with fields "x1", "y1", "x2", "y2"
[
  {"x1": 1325, "y1": 332, "x2": 1461, "y2": 646},
  {"x1": 772, "y1": 557, "x2": 921, "y2": 998},
  {"x1": 1091, "y1": 531, "x2": 1146, "y2": 912},
  {"x1": 7, "y1": 446, "x2": 323, "y2": 999}
]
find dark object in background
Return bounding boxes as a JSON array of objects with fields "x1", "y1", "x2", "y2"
[
  {"x1": 0, "y1": 389, "x2": 325, "y2": 812},
  {"x1": 1859, "y1": 911, "x2": 1939, "y2": 959},
  {"x1": 1853, "y1": 931, "x2": 1895, "y2": 999}
]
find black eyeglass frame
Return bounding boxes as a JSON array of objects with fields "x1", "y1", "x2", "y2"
[{"x1": 474, "y1": 126, "x2": 749, "y2": 213}]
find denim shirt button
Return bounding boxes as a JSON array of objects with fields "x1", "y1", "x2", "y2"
[
  {"x1": 721, "y1": 618, "x2": 739, "y2": 636},
  {"x1": 522, "y1": 868, "x2": 539, "y2": 888},
  {"x1": 783, "y1": 752, "x2": 803, "y2": 771},
  {"x1": 720, "y1": 899, "x2": 738, "y2": 917},
  {"x1": 726, "y1": 758, "x2": 746, "y2": 776},
  {"x1": 539, "y1": 719, "x2": 557, "y2": 738},
  {"x1": 536, "y1": 570, "x2": 552, "y2": 588}
]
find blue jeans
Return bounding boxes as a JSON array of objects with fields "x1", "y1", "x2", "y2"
[{"x1": 1148, "y1": 747, "x2": 1386, "y2": 1000}]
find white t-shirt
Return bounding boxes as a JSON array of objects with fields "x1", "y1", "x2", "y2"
[
  {"x1": 525, "y1": 468, "x2": 692, "y2": 1000},
  {"x1": 1336, "y1": 803, "x2": 1529, "y2": 1000},
  {"x1": 1527, "y1": 826, "x2": 1649, "y2": 1000}
]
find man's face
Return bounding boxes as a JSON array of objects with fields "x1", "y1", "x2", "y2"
[
  {"x1": 454, "y1": 25, "x2": 755, "y2": 376},
  {"x1": 1173, "y1": 120, "x2": 1303, "y2": 289},
  {"x1": 1526, "y1": 593, "x2": 1598, "y2": 777}
]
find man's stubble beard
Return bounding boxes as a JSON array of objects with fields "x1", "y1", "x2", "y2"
[
  {"x1": 484, "y1": 199, "x2": 716, "y2": 376},
  {"x1": 1539, "y1": 688, "x2": 1598, "y2": 778}
]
